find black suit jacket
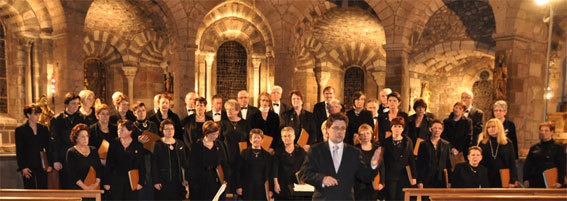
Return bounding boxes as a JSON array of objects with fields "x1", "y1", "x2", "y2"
[
  {"x1": 205, "y1": 110, "x2": 228, "y2": 122},
  {"x1": 467, "y1": 107, "x2": 484, "y2": 145},
  {"x1": 239, "y1": 105, "x2": 260, "y2": 121},
  {"x1": 300, "y1": 142, "x2": 377, "y2": 200},
  {"x1": 272, "y1": 102, "x2": 290, "y2": 116},
  {"x1": 313, "y1": 102, "x2": 328, "y2": 143}
]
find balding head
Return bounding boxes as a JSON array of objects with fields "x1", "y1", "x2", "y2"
[{"x1": 185, "y1": 92, "x2": 197, "y2": 108}]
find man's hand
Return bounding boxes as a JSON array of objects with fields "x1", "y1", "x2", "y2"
[
  {"x1": 22, "y1": 168, "x2": 32, "y2": 179},
  {"x1": 154, "y1": 183, "x2": 162, "y2": 190},
  {"x1": 53, "y1": 162, "x2": 63, "y2": 171},
  {"x1": 322, "y1": 176, "x2": 338, "y2": 187}
]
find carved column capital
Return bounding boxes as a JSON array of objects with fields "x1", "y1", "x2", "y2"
[{"x1": 122, "y1": 66, "x2": 138, "y2": 80}]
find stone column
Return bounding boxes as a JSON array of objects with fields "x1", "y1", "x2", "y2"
[
  {"x1": 251, "y1": 56, "x2": 264, "y2": 107},
  {"x1": 384, "y1": 43, "x2": 410, "y2": 112},
  {"x1": 23, "y1": 40, "x2": 33, "y2": 105},
  {"x1": 294, "y1": 66, "x2": 319, "y2": 110},
  {"x1": 122, "y1": 66, "x2": 138, "y2": 104},
  {"x1": 313, "y1": 66, "x2": 331, "y2": 102},
  {"x1": 204, "y1": 54, "x2": 215, "y2": 104}
]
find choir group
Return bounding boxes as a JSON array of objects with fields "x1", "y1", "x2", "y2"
[{"x1": 14, "y1": 86, "x2": 567, "y2": 201}]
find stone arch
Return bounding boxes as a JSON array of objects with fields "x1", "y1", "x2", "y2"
[
  {"x1": 82, "y1": 31, "x2": 126, "y2": 65},
  {"x1": 0, "y1": 0, "x2": 40, "y2": 38},
  {"x1": 127, "y1": 30, "x2": 168, "y2": 67}
]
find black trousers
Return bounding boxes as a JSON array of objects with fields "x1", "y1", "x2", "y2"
[
  {"x1": 154, "y1": 180, "x2": 185, "y2": 201},
  {"x1": 22, "y1": 168, "x2": 47, "y2": 189}
]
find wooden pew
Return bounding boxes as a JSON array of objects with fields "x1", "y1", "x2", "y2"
[
  {"x1": 0, "y1": 197, "x2": 81, "y2": 201},
  {"x1": 0, "y1": 189, "x2": 103, "y2": 201},
  {"x1": 403, "y1": 188, "x2": 567, "y2": 201}
]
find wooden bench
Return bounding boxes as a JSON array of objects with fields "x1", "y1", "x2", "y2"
[
  {"x1": 0, "y1": 197, "x2": 81, "y2": 201},
  {"x1": 403, "y1": 188, "x2": 567, "y2": 201},
  {"x1": 429, "y1": 194, "x2": 567, "y2": 201},
  {"x1": 0, "y1": 189, "x2": 103, "y2": 201}
]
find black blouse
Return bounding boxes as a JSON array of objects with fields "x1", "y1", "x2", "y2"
[
  {"x1": 237, "y1": 148, "x2": 273, "y2": 201},
  {"x1": 15, "y1": 121, "x2": 51, "y2": 171},
  {"x1": 451, "y1": 162, "x2": 489, "y2": 188},
  {"x1": 250, "y1": 110, "x2": 281, "y2": 149},
  {"x1": 478, "y1": 137, "x2": 517, "y2": 187},
  {"x1": 65, "y1": 146, "x2": 103, "y2": 189},
  {"x1": 103, "y1": 138, "x2": 146, "y2": 186},
  {"x1": 279, "y1": 109, "x2": 317, "y2": 145},
  {"x1": 346, "y1": 109, "x2": 373, "y2": 145},
  {"x1": 189, "y1": 140, "x2": 230, "y2": 200},
  {"x1": 181, "y1": 114, "x2": 212, "y2": 149},
  {"x1": 407, "y1": 113, "x2": 435, "y2": 145},
  {"x1": 273, "y1": 145, "x2": 306, "y2": 186},
  {"x1": 382, "y1": 135, "x2": 416, "y2": 182},
  {"x1": 523, "y1": 139, "x2": 566, "y2": 187},
  {"x1": 416, "y1": 139, "x2": 452, "y2": 187},
  {"x1": 50, "y1": 111, "x2": 85, "y2": 163},
  {"x1": 149, "y1": 109, "x2": 182, "y2": 139},
  {"x1": 151, "y1": 140, "x2": 188, "y2": 184},
  {"x1": 502, "y1": 119, "x2": 518, "y2": 159},
  {"x1": 441, "y1": 114, "x2": 472, "y2": 154},
  {"x1": 88, "y1": 123, "x2": 117, "y2": 148},
  {"x1": 81, "y1": 107, "x2": 98, "y2": 126},
  {"x1": 377, "y1": 111, "x2": 409, "y2": 143}
]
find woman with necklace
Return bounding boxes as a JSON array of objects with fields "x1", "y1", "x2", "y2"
[
  {"x1": 382, "y1": 117, "x2": 416, "y2": 201},
  {"x1": 66, "y1": 124, "x2": 103, "y2": 190},
  {"x1": 279, "y1": 90, "x2": 317, "y2": 150},
  {"x1": 236, "y1": 129, "x2": 273, "y2": 200},
  {"x1": 354, "y1": 124, "x2": 383, "y2": 201},
  {"x1": 346, "y1": 91, "x2": 373, "y2": 145},
  {"x1": 476, "y1": 118, "x2": 517, "y2": 188},
  {"x1": 378, "y1": 92, "x2": 409, "y2": 143},
  {"x1": 182, "y1": 97, "x2": 212, "y2": 149},
  {"x1": 441, "y1": 101, "x2": 473, "y2": 157},
  {"x1": 79, "y1": 90, "x2": 98, "y2": 126},
  {"x1": 88, "y1": 104, "x2": 117, "y2": 151},
  {"x1": 131, "y1": 101, "x2": 157, "y2": 200},
  {"x1": 451, "y1": 146, "x2": 489, "y2": 188},
  {"x1": 416, "y1": 119, "x2": 451, "y2": 189},
  {"x1": 250, "y1": 92, "x2": 280, "y2": 151},
  {"x1": 523, "y1": 122, "x2": 566, "y2": 188},
  {"x1": 132, "y1": 101, "x2": 158, "y2": 137},
  {"x1": 151, "y1": 119, "x2": 189, "y2": 200},
  {"x1": 219, "y1": 99, "x2": 250, "y2": 194},
  {"x1": 492, "y1": 100, "x2": 518, "y2": 159},
  {"x1": 149, "y1": 94, "x2": 182, "y2": 139},
  {"x1": 189, "y1": 121, "x2": 230, "y2": 200},
  {"x1": 103, "y1": 120, "x2": 145, "y2": 200},
  {"x1": 273, "y1": 127, "x2": 306, "y2": 200},
  {"x1": 15, "y1": 104, "x2": 52, "y2": 189}
]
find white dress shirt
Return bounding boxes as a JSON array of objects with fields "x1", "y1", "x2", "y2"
[
  {"x1": 328, "y1": 140, "x2": 344, "y2": 173},
  {"x1": 241, "y1": 105, "x2": 249, "y2": 120},
  {"x1": 212, "y1": 109, "x2": 222, "y2": 122},
  {"x1": 272, "y1": 101, "x2": 281, "y2": 115}
]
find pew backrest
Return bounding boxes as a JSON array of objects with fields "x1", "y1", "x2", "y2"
[
  {"x1": 403, "y1": 188, "x2": 567, "y2": 201},
  {"x1": 0, "y1": 189, "x2": 103, "y2": 201}
]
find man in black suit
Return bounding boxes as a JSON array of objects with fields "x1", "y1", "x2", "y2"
[
  {"x1": 270, "y1": 85, "x2": 290, "y2": 116},
  {"x1": 314, "y1": 86, "x2": 344, "y2": 142},
  {"x1": 378, "y1": 88, "x2": 392, "y2": 117},
  {"x1": 461, "y1": 91, "x2": 484, "y2": 145},
  {"x1": 146, "y1": 94, "x2": 160, "y2": 119},
  {"x1": 179, "y1": 91, "x2": 197, "y2": 120},
  {"x1": 300, "y1": 113, "x2": 381, "y2": 200},
  {"x1": 237, "y1": 90, "x2": 260, "y2": 121},
  {"x1": 205, "y1": 94, "x2": 228, "y2": 122}
]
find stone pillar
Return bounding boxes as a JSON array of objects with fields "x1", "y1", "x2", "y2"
[
  {"x1": 493, "y1": 33, "x2": 547, "y2": 156},
  {"x1": 314, "y1": 66, "x2": 331, "y2": 102},
  {"x1": 251, "y1": 56, "x2": 264, "y2": 107},
  {"x1": 384, "y1": 43, "x2": 410, "y2": 112},
  {"x1": 294, "y1": 66, "x2": 319, "y2": 110},
  {"x1": 23, "y1": 40, "x2": 33, "y2": 105},
  {"x1": 122, "y1": 66, "x2": 138, "y2": 104},
  {"x1": 204, "y1": 54, "x2": 215, "y2": 104}
]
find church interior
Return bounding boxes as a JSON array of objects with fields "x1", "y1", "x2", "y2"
[{"x1": 0, "y1": 0, "x2": 566, "y2": 189}]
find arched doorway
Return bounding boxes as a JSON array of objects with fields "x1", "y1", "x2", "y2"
[
  {"x1": 216, "y1": 41, "x2": 247, "y2": 100},
  {"x1": 83, "y1": 58, "x2": 107, "y2": 103},
  {"x1": 344, "y1": 67, "x2": 365, "y2": 108}
]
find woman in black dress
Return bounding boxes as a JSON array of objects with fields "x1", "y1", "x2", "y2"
[
  {"x1": 79, "y1": 89, "x2": 97, "y2": 126},
  {"x1": 346, "y1": 91, "x2": 373, "y2": 145},
  {"x1": 109, "y1": 94, "x2": 136, "y2": 126},
  {"x1": 132, "y1": 101, "x2": 158, "y2": 137},
  {"x1": 152, "y1": 119, "x2": 189, "y2": 200},
  {"x1": 279, "y1": 90, "x2": 317, "y2": 150},
  {"x1": 131, "y1": 101, "x2": 157, "y2": 201},
  {"x1": 492, "y1": 100, "x2": 518, "y2": 159},
  {"x1": 451, "y1": 146, "x2": 489, "y2": 188},
  {"x1": 219, "y1": 99, "x2": 250, "y2": 193},
  {"x1": 476, "y1": 118, "x2": 517, "y2": 188},
  {"x1": 15, "y1": 104, "x2": 51, "y2": 189},
  {"x1": 382, "y1": 117, "x2": 416, "y2": 201},
  {"x1": 149, "y1": 94, "x2": 182, "y2": 139},
  {"x1": 354, "y1": 124, "x2": 383, "y2": 200},
  {"x1": 66, "y1": 124, "x2": 103, "y2": 190},
  {"x1": 378, "y1": 92, "x2": 409, "y2": 143},
  {"x1": 523, "y1": 122, "x2": 566, "y2": 188},
  {"x1": 441, "y1": 101, "x2": 472, "y2": 157},
  {"x1": 88, "y1": 104, "x2": 117, "y2": 151},
  {"x1": 251, "y1": 92, "x2": 280, "y2": 151},
  {"x1": 416, "y1": 119, "x2": 451, "y2": 188},
  {"x1": 189, "y1": 121, "x2": 230, "y2": 200},
  {"x1": 408, "y1": 98, "x2": 435, "y2": 145},
  {"x1": 182, "y1": 97, "x2": 212, "y2": 149},
  {"x1": 236, "y1": 129, "x2": 273, "y2": 200},
  {"x1": 103, "y1": 120, "x2": 146, "y2": 200},
  {"x1": 273, "y1": 126, "x2": 306, "y2": 200}
]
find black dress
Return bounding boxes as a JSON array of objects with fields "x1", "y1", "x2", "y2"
[
  {"x1": 50, "y1": 111, "x2": 85, "y2": 188},
  {"x1": 103, "y1": 138, "x2": 146, "y2": 200},
  {"x1": 133, "y1": 119, "x2": 159, "y2": 139},
  {"x1": 15, "y1": 121, "x2": 51, "y2": 189},
  {"x1": 237, "y1": 148, "x2": 273, "y2": 201},
  {"x1": 345, "y1": 109, "x2": 373, "y2": 145},
  {"x1": 133, "y1": 119, "x2": 158, "y2": 200},
  {"x1": 250, "y1": 110, "x2": 281, "y2": 149},
  {"x1": 478, "y1": 137, "x2": 517, "y2": 187},
  {"x1": 219, "y1": 119, "x2": 250, "y2": 193},
  {"x1": 151, "y1": 140, "x2": 188, "y2": 200},
  {"x1": 149, "y1": 109, "x2": 182, "y2": 139},
  {"x1": 523, "y1": 139, "x2": 566, "y2": 188},
  {"x1": 189, "y1": 140, "x2": 230, "y2": 200},
  {"x1": 88, "y1": 123, "x2": 117, "y2": 148},
  {"x1": 273, "y1": 145, "x2": 306, "y2": 200},
  {"x1": 181, "y1": 114, "x2": 212, "y2": 149},
  {"x1": 279, "y1": 109, "x2": 317, "y2": 145},
  {"x1": 377, "y1": 111, "x2": 409, "y2": 143},
  {"x1": 65, "y1": 146, "x2": 103, "y2": 189},
  {"x1": 407, "y1": 113, "x2": 435, "y2": 145},
  {"x1": 416, "y1": 139, "x2": 452, "y2": 188},
  {"x1": 382, "y1": 135, "x2": 415, "y2": 201},
  {"x1": 502, "y1": 119, "x2": 518, "y2": 159},
  {"x1": 354, "y1": 143, "x2": 382, "y2": 201},
  {"x1": 81, "y1": 107, "x2": 98, "y2": 126},
  {"x1": 441, "y1": 114, "x2": 472, "y2": 155},
  {"x1": 109, "y1": 110, "x2": 136, "y2": 126},
  {"x1": 451, "y1": 162, "x2": 489, "y2": 188}
]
